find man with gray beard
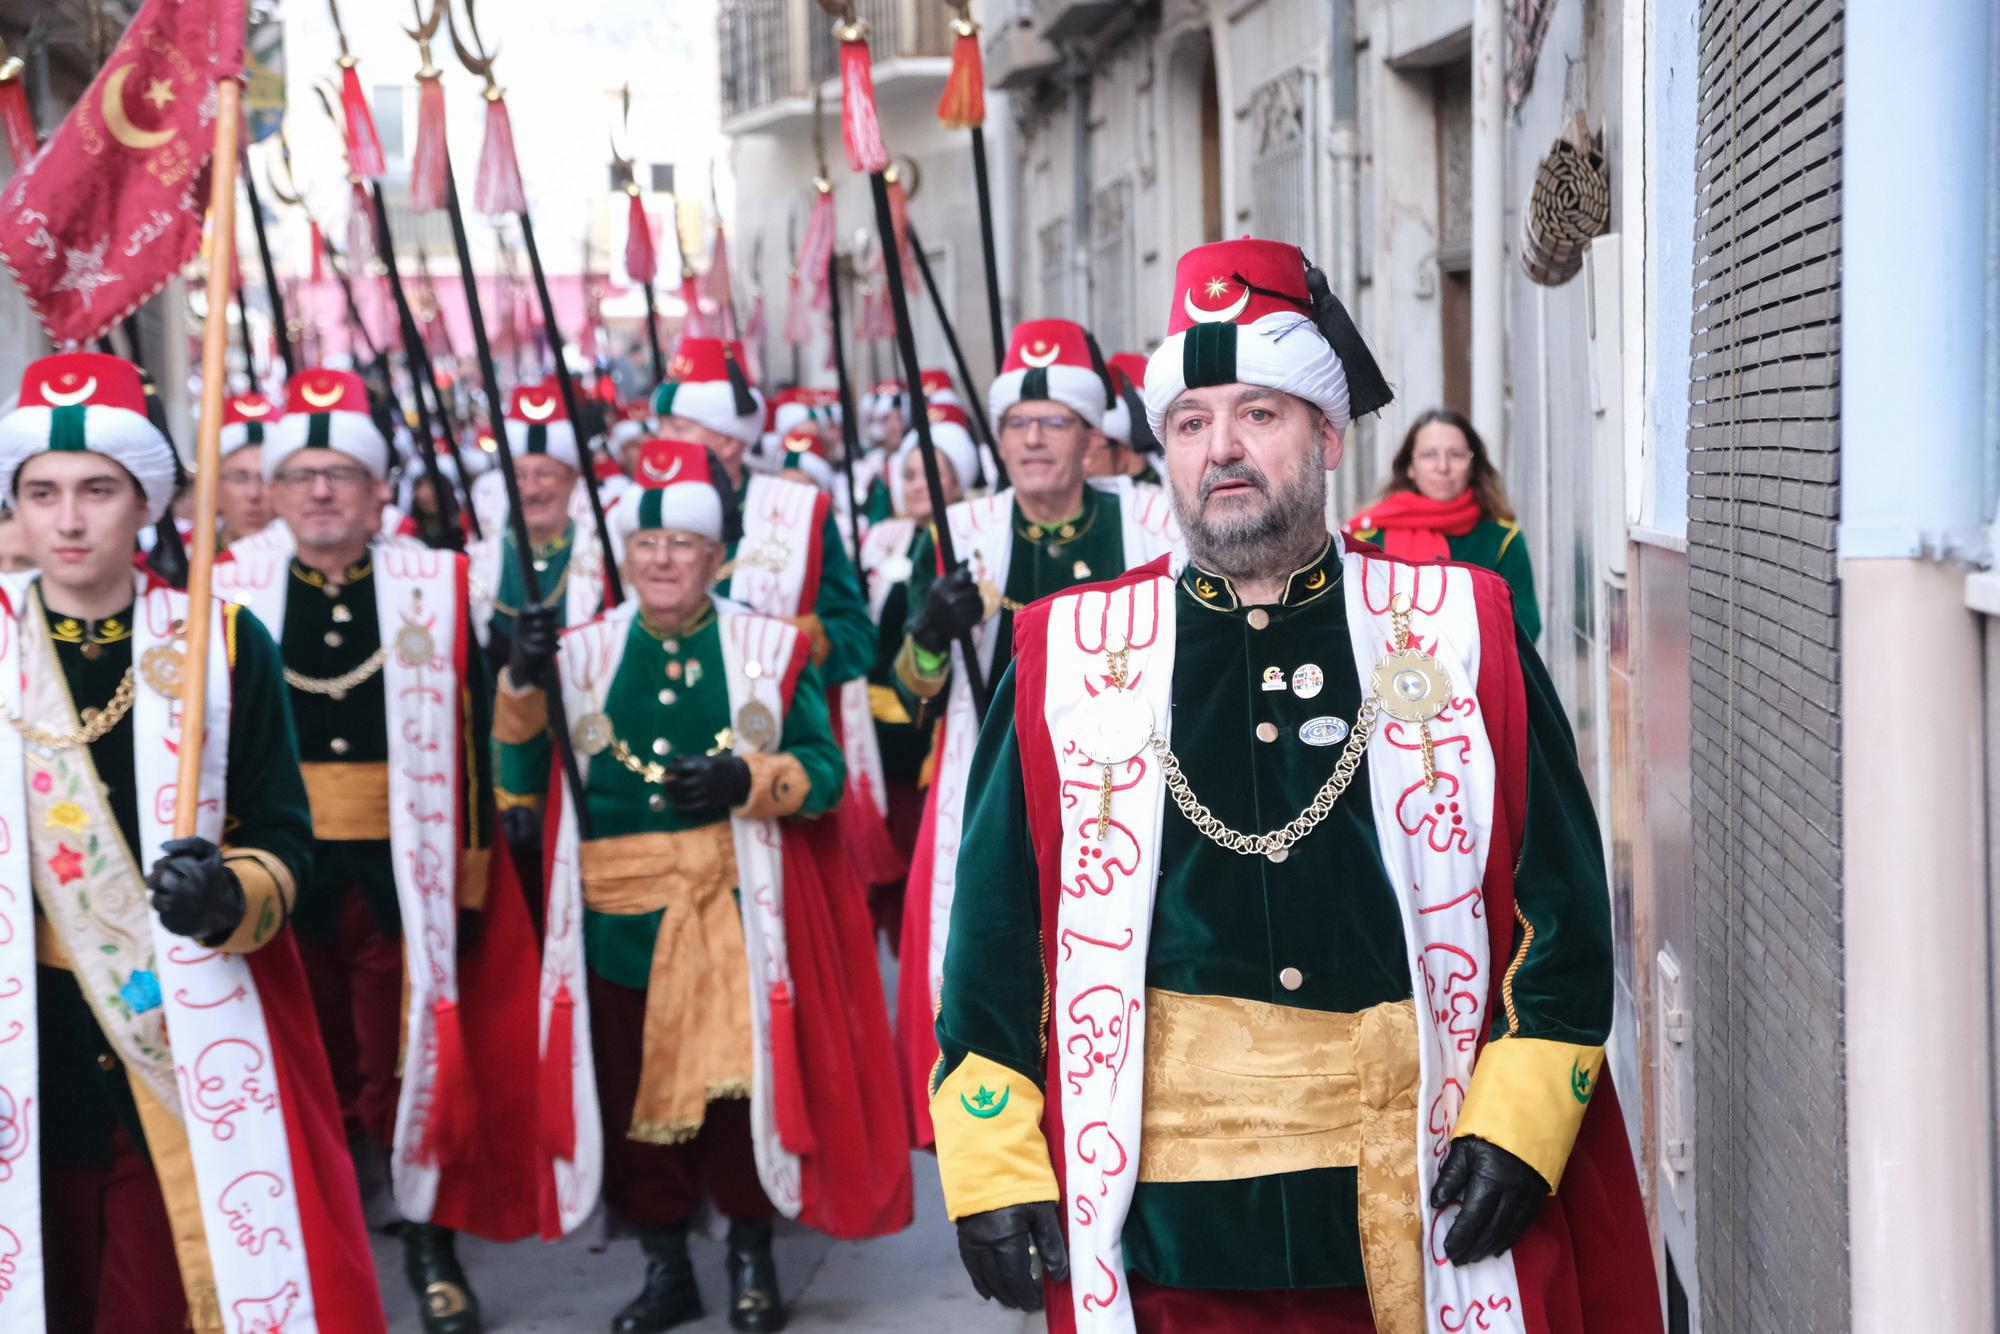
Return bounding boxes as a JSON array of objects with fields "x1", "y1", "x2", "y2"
[{"x1": 928, "y1": 238, "x2": 1656, "y2": 1334}]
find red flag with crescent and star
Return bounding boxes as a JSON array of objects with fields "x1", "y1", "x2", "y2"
[{"x1": 0, "y1": 0, "x2": 246, "y2": 346}]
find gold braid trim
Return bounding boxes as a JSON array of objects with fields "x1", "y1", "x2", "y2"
[
  {"x1": 1501, "y1": 903, "x2": 1535, "y2": 1037},
  {"x1": 628, "y1": 1082, "x2": 753, "y2": 1145}
]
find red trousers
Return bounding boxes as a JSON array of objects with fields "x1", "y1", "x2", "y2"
[
  {"x1": 43, "y1": 1127, "x2": 188, "y2": 1334},
  {"x1": 296, "y1": 891, "x2": 405, "y2": 1148},
  {"x1": 1129, "y1": 1274, "x2": 1378, "y2": 1333},
  {"x1": 588, "y1": 972, "x2": 775, "y2": 1229}
]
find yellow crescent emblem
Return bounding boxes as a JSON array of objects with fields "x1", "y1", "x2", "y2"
[
  {"x1": 519, "y1": 393, "x2": 557, "y2": 422},
  {"x1": 40, "y1": 376, "x2": 99, "y2": 408},
  {"x1": 669, "y1": 355, "x2": 693, "y2": 379},
  {"x1": 235, "y1": 398, "x2": 271, "y2": 418},
  {"x1": 299, "y1": 381, "x2": 344, "y2": 410},
  {"x1": 101, "y1": 66, "x2": 177, "y2": 153},
  {"x1": 1183, "y1": 281, "x2": 1251, "y2": 325},
  {"x1": 1020, "y1": 339, "x2": 1061, "y2": 369},
  {"x1": 639, "y1": 455, "x2": 683, "y2": 484}
]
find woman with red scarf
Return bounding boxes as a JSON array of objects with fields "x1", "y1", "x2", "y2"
[{"x1": 1346, "y1": 407, "x2": 1541, "y2": 639}]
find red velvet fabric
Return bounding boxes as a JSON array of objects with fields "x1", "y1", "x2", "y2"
[
  {"x1": 295, "y1": 891, "x2": 405, "y2": 1148},
  {"x1": 1128, "y1": 1275, "x2": 1379, "y2": 1334},
  {"x1": 895, "y1": 769, "x2": 945, "y2": 1148},
  {"x1": 42, "y1": 1127, "x2": 187, "y2": 1334}
]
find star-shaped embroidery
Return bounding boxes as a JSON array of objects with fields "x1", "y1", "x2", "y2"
[
  {"x1": 1204, "y1": 277, "x2": 1230, "y2": 299},
  {"x1": 48, "y1": 843, "x2": 84, "y2": 885},
  {"x1": 141, "y1": 78, "x2": 176, "y2": 111},
  {"x1": 52, "y1": 240, "x2": 120, "y2": 311},
  {"x1": 973, "y1": 1086, "x2": 996, "y2": 1108}
]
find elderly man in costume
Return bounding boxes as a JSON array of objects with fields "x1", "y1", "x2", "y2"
[
  {"x1": 0, "y1": 352, "x2": 385, "y2": 1333},
  {"x1": 891, "y1": 318, "x2": 1182, "y2": 1145},
  {"x1": 215, "y1": 368, "x2": 533, "y2": 1334},
  {"x1": 495, "y1": 441, "x2": 909, "y2": 1334},
  {"x1": 929, "y1": 240, "x2": 1657, "y2": 1334}
]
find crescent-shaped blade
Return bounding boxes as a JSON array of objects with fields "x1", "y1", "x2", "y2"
[
  {"x1": 404, "y1": 0, "x2": 443, "y2": 43},
  {"x1": 445, "y1": 0, "x2": 496, "y2": 78}
]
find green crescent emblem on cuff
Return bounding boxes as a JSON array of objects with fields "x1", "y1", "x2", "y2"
[
  {"x1": 1570, "y1": 1059, "x2": 1595, "y2": 1105},
  {"x1": 960, "y1": 1084, "x2": 1010, "y2": 1119}
]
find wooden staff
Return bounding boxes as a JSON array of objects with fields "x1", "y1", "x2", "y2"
[{"x1": 174, "y1": 77, "x2": 242, "y2": 838}]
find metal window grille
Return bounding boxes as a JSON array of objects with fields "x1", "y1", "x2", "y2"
[
  {"x1": 1247, "y1": 69, "x2": 1316, "y2": 248},
  {"x1": 1038, "y1": 218, "x2": 1071, "y2": 322},
  {"x1": 1091, "y1": 178, "x2": 1135, "y2": 355}
]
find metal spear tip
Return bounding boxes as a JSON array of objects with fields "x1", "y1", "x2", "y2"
[
  {"x1": 446, "y1": 0, "x2": 502, "y2": 87},
  {"x1": 405, "y1": 0, "x2": 445, "y2": 43}
]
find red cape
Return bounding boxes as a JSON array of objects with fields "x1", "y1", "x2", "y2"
[{"x1": 1009, "y1": 552, "x2": 1659, "y2": 1333}]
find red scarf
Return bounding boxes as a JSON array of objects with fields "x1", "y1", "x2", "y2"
[{"x1": 1345, "y1": 489, "x2": 1483, "y2": 562}]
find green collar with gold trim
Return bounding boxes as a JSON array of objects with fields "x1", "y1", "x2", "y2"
[{"x1": 1181, "y1": 538, "x2": 1340, "y2": 613}]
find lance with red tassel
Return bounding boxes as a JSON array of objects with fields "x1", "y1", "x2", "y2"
[
  {"x1": 448, "y1": 0, "x2": 622, "y2": 603},
  {"x1": 0, "y1": 41, "x2": 36, "y2": 175},
  {"x1": 907, "y1": 220, "x2": 1005, "y2": 489},
  {"x1": 328, "y1": 0, "x2": 387, "y2": 179},
  {"x1": 407, "y1": 5, "x2": 451, "y2": 214},
  {"x1": 828, "y1": 1, "x2": 988, "y2": 713},
  {"x1": 938, "y1": 2, "x2": 1006, "y2": 374}
]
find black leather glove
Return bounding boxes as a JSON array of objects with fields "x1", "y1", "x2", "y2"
[
  {"x1": 910, "y1": 564, "x2": 985, "y2": 655},
  {"x1": 660, "y1": 753, "x2": 753, "y2": 819},
  {"x1": 147, "y1": 836, "x2": 247, "y2": 944},
  {"x1": 505, "y1": 603, "x2": 561, "y2": 688},
  {"x1": 955, "y1": 1201, "x2": 1068, "y2": 1312},
  {"x1": 1431, "y1": 1135, "x2": 1548, "y2": 1265},
  {"x1": 500, "y1": 805, "x2": 542, "y2": 858}
]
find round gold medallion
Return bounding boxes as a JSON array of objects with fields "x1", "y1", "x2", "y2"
[
  {"x1": 734, "y1": 700, "x2": 779, "y2": 752},
  {"x1": 394, "y1": 623, "x2": 437, "y2": 668},
  {"x1": 571, "y1": 711, "x2": 613, "y2": 756},
  {"x1": 139, "y1": 645, "x2": 185, "y2": 698},
  {"x1": 1371, "y1": 648, "x2": 1453, "y2": 723},
  {"x1": 1072, "y1": 690, "x2": 1153, "y2": 766}
]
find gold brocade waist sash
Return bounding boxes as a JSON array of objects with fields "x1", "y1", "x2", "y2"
[
  {"x1": 1141, "y1": 990, "x2": 1425, "y2": 1334},
  {"x1": 580, "y1": 826, "x2": 752, "y2": 1145},
  {"x1": 299, "y1": 762, "x2": 391, "y2": 841}
]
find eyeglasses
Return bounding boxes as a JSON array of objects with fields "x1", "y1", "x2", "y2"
[
  {"x1": 273, "y1": 465, "x2": 371, "y2": 492},
  {"x1": 999, "y1": 411, "x2": 1081, "y2": 437},
  {"x1": 219, "y1": 469, "x2": 261, "y2": 488},
  {"x1": 627, "y1": 532, "x2": 711, "y2": 559}
]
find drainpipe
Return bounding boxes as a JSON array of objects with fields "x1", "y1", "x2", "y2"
[
  {"x1": 1328, "y1": 0, "x2": 1362, "y2": 510},
  {"x1": 1067, "y1": 48, "x2": 1092, "y2": 325},
  {"x1": 1470, "y1": 0, "x2": 1505, "y2": 463}
]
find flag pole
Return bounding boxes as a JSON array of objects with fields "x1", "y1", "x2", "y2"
[
  {"x1": 174, "y1": 76, "x2": 242, "y2": 839},
  {"x1": 824, "y1": 245, "x2": 867, "y2": 593}
]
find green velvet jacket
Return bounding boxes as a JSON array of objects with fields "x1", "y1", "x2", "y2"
[
  {"x1": 932, "y1": 544, "x2": 1610, "y2": 1292},
  {"x1": 1351, "y1": 516, "x2": 1541, "y2": 641},
  {"x1": 281, "y1": 557, "x2": 493, "y2": 944},
  {"x1": 893, "y1": 486, "x2": 1130, "y2": 728},
  {"x1": 495, "y1": 602, "x2": 846, "y2": 990},
  {"x1": 489, "y1": 521, "x2": 580, "y2": 648},
  {"x1": 720, "y1": 482, "x2": 875, "y2": 689},
  {"x1": 867, "y1": 525, "x2": 932, "y2": 783},
  {"x1": 34, "y1": 591, "x2": 314, "y2": 1169}
]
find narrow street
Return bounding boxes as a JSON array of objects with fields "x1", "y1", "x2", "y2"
[{"x1": 379, "y1": 1152, "x2": 1036, "y2": 1332}]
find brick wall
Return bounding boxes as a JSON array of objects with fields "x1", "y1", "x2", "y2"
[{"x1": 1685, "y1": 0, "x2": 1846, "y2": 1329}]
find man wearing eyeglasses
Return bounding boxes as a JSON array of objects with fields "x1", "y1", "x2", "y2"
[
  {"x1": 216, "y1": 368, "x2": 529, "y2": 1334},
  {"x1": 889, "y1": 318, "x2": 1184, "y2": 1148},
  {"x1": 494, "y1": 440, "x2": 910, "y2": 1334}
]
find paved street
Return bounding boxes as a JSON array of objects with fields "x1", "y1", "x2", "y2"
[{"x1": 378, "y1": 1151, "x2": 1038, "y2": 1333}]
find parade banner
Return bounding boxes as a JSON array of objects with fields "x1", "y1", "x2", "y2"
[{"x1": 0, "y1": 0, "x2": 246, "y2": 346}]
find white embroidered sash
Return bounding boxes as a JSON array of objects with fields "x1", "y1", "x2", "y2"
[
  {"x1": 1036, "y1": 540, "x2": 1522, "y2": 1334},
  {"x1": 726, "y1": 475, "x2": 820, "y2": 620},
  {"x1": 214, "y1": 549, "x2": 469, "y2": 1223},
  {"x1": 925, "y1": 480, "x2": 1185, "y2": 1008},
  {"x1": 467, "y1": 517, "x2": 609, "y2": 648},
  {"x1": 0, "y1": 577, "x2": 316, "y2": 1327},
  {"x1": 540, "y1": 604, "x2": 806, "y2": 1235},
  {"x1": 859, "y1": 517, "x2": 916, "y2": 625}
]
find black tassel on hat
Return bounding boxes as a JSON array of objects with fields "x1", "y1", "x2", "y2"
[
  {"x1": 1082, "y1": 331, "x2": 1116, "y2": 410},
  {"x1": 138, "y1": 369, "x2": 188, "y2": 589},
  {"x1": 1121, "y1": 382, "x2": 1162, "y2": 456},
  {"x1": 723, "y1": 347, "x2": 758, "y2": 419},
  {"x1": 1303, "y1": 259, "x2": 1394, "y2": 420}
]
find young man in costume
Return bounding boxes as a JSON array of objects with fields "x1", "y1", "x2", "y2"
[
  {"x1": 0, "y1": 352, "x2": 385, "y2": 1333},
  {"x1": 930, "y1": 240, "x2": 1658, "y2": 1334},
  {"x1": 215, "y1": 368, "x2": 533, "y2": 1334},
  {"x1": 495, "y1": 441, "x2": 909, "y2": 1334},
  {"x1": 891, "y1": 318, "x2": 1183, "y2": 1146}
]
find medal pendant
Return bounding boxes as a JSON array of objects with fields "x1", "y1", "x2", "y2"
[
  {"x1": 572, "y1": 712, "x2": 613, "y2": 756},
  {"x1": 395, "y1": 623, "x2": 437, "y2": 669},
  {"x1": 734, "y1": 700, "x2": 779, "y2": 752},
  {"x1": 1072, "y1": 689, "x2": 1153, "y2": 768},
  {"x1": 1371, "y1": 647, "x2": 1452, "y2": 724},
  {"x1": 685, "y1": 660, "x2": 703, "y2": 688},
  {"x1": 139, "y1": 645, "x2": 185, "y2": 698}
]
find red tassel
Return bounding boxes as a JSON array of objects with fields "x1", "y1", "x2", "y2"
[
  {"x1": 767, "y1": 982, "x2": 816, "y2": 1155},
  {"x1": 338, "y1": 62, "x2": 386, "y2": 181},
  {"x1": 408, "y1": 73, "x2": 449, "y2": 214},
  {"x1": 799, "y1": 189, "x2": 838, "y2": 309},
  {"x1": 475, "y1": 92, "x2": 527, "y2": 218},
  {"x1": 0, "y1": 71, "x2": 36, "y2": 172},
  {"x1": 837, "y1": 33, "x2": 890, "y2": 174},
  {"x1": 308, "y1": 220, "x2": 324, "y2": 283},
  {"x1": 744, "y1": 293, "x2": 765, "y2": 384},
  {"x1": 706, "y1": 228, "x2": 737, "y2": 340},
  {"x1": 679, "y1": 270, "x2": 710, "y2": 339},
  {"x1": 624, "y1": 191, "x2": 657, "y2": 285},
  {"x1": 421, "y1": 998, "x2": 477, "y2": 1166},
  {"x1": 885, "y1": 175, "x2": 919, "y2": 288},
  {"x1": 346, "y1": 180, "x2": 374, "y2": 269},
  {"x1": 937, "y1": 25, "x2": 986, "y2": 130},
  {"x1": 540, "y1": 983, "x2": 577, "y2": 1159}
]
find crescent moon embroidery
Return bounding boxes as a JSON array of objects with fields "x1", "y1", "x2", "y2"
[
  {"x1": 1020, "y1": 341, "x2": 1061, "y2": 368},
  {"x1": 101, "y1": 66, "x2": 177, "y2": 152},
  {"x1": 39, "y1": 377, "x2": 99, "y2": 408},
  {"x1": 1183, "y1": 282, "x2": 1251, "y2": 325},
  {"x1": 959, "y1": 1085, "x2": 1010, "y2": 1119},
  {"x1": 639, "y1": 456, "x2": 683, "y2": 483},
  {"x1": 236, "y1": 399, "x2": 271, "y2": 418},
  {"x1": 520, "y1": 394, "x2": 557, "y2": 422},
  {"x1": 299, "y1": 382, "x2": 344, "y2": 409}
]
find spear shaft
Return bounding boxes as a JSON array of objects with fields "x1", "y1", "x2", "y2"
[
  {"x1": 824, "y1": 249, "x2": 866, "y2": 593},
  {"x1": 905, "y1": 221, "x2": 1006, "y2": 488},
  {"x1": 368, "y1": 182, "x2": 466, "y2": 549},
  {"x1": 241, "y1": 150, "x2": 296, "y2": 379}
]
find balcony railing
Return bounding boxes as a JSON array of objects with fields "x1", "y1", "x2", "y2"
[{"x1": 719, "y1": 0, "x2": 952, "y2": 123}]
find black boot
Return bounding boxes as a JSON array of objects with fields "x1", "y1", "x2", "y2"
[
  {"x1": 725, "y1": 1219, "x2": 787, "y2": 1332},
  {"x1": 402, "y1": 1222, "x2": 482, "y2": 1334},
  {"x1": 611, "y1": 1224, "x2": 704, "y2": 1334}
]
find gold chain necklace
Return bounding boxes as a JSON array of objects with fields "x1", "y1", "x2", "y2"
[
  {"x1": 8, "y1": 670, "x2": 139, "y2": 751},
  {"x1": 284, "y1": 646, "x2": 389, "y2": 699}
]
